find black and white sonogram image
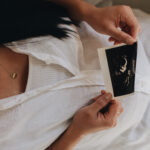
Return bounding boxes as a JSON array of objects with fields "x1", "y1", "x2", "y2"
[{"x1": 106, "y1": 42, "x2": 137, "y2": 97}]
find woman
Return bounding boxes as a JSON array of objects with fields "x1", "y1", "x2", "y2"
[{"x1": 0, "y1": 0, "x2": 148, "y2": 150}]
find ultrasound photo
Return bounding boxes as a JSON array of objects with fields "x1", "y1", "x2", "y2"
[{"x1": 105, "y1": 42, "x2": 137, "y2": 97}]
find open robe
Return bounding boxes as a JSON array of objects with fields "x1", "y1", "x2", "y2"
[{"x1": 1, "y1": 9, "x2": 150, "y2": 150}]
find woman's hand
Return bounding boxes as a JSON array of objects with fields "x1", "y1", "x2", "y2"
[
  {"x1": 70, "y1": 90, "x2": 123, "y2": 136},
  {"x1": 82, "y1": 5, "x2": 140, "y2": 45},
  {"x1": 50, "y1": 1, "x2": 140, "y2": 45},
  {"x1": 47, "y1": 91, "x2": 123, "y2": 150}
]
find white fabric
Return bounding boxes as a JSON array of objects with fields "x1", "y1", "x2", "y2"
[
  {"x1": 25, "y1": 56, "x2": 73, "y2": 91},
  {"x1": 0, "y1": 9, "x2": 150, "y2": 150}
]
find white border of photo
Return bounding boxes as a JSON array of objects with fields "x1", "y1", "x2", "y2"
[{"x1": 97, "y1": 43, "x2": 136, "y2": 99}]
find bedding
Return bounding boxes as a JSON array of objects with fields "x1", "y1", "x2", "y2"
[{"x1": 0, "y1": 9, "x2": 150, "y2": 150}]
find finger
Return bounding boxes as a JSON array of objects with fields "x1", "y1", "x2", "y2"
[
  {"x1": 109, "y1": 27, "x2": 136, "y2": 45},
  {"x1": 92, "y1": 90, "x2": 107, "y2": 101},
  {"x1": 101, "y1": 90, "x2": 106, "y2": 95},
  {"x1": 124, "y1": 14, "x2": 140, "y2": 39},
  {"x1": 92, "y1": 95, "x2": 101, "y2": 101},
  {"x1": 130, "y1": 24, "x2": 140, "y2": 39},
  {"x1": 116, "y1": 100, "x2": 124, "y2": 116},
  {"x1": 109, "y1": 37, "x2": 114, "y2": 42},
  {"x1": 114, "y1": 41, "x2": 122, "y2": 45},
  {"x1": 89, "y1": 93, "x2": 112, "y2": 113},
  {"x1": 119, "y1": 8, "x2": 140, "y2": 40},
  {"x1": 121, "y1": 22, "x2": 139, "y2": 40},
  {"x1": 105, "y1": 100, "x2": 120, "y2": 119},
  {"x1": 109, "y1": 37, "x2": 123, "y2": 44},
  {"x1": 116, "y1": 107, "x2": 124, "y2": 116},
  {"x1": 109, "y1": 37, "x2": 123, "y2": 45},
  {"x1": 110, "y1": 100, "x2": 123, "y2": 116}
]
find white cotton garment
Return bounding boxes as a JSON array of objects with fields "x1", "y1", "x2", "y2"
[
  {"x1": 25, "y1": 56, "x2": 73, "y2": 92},
  {"x1": 0, "y1": 10, "x2": 150, "y2": 150}
]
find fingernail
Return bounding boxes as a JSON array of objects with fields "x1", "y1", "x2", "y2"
[
  {"x1": 126, "y1": 38, "x2": 136, "y2": 45},
  {"x1": 101, "y1": 90, "x2": 106, "y2": 94},
  {"x1": 105, "y1": 93, "x2": 112, "y2": 100}
]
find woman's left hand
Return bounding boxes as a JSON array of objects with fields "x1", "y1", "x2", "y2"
[
  {"x1": 82, "y1": 5, "x2": 140, "y2": 45},
  {"x1": 50, "y1": 1, "x2": 140, "y2": 45}
]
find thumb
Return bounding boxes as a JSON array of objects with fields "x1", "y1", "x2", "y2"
[
  {"x1": 109, "y1": 27, "x2": 136, "y2": 45},
  {"x1": 89, "y1": 93, "x2": 112, "y2": 113},
  {"x1": 105, "y1": 100, "x2": 120, "y2": 119}
]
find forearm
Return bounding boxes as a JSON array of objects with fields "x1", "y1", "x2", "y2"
[
  {"x1": 49, "y1": 0, "x2": 96, "y2": 21},
  {"x1": 47, "y1": 125, "x2": 83, "y2": 150}
]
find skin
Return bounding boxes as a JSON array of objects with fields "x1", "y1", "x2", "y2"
[{"x1": 0, "y1": 46, "x2": 28, "y2": 99}]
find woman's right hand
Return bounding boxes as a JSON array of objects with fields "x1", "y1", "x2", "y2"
[
  {"x1": 47, "y1": 91, "x2": 123, "y2": 150},
  {"x1": 70, "y1": 91, "x2": 123, "y2": 136}
]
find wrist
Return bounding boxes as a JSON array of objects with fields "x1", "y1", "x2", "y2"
[
  {"x1": 47, "y1": 124, "x2": 84, "y2": 150},
  {"x1": 83, "y1": 6, "x2": 104, "y2": 24},
  {"x1": 66, "y1": 124, "x2": 84, "y2": 140},
  {"x1": 79, "y1": 2, "x2": 97, "y2": 21},
  {"x1": 66, "y1": 1, "x2": 96, "y2": 22}
]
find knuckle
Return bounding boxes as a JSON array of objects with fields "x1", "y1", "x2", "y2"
[
  {"x1": 84, "y1": 110, "x2": 92, "y2": 118},
  {"x1": 113, "y1": 100, "x2": 119, "y2": 107},
  {"x1": 103, "y1": 93, "x2": 112, "y2": 101},
  {"x1": 119, "y1": 5, "x2": 131, "y2": 10},
  {"x1": 107, "y1": 93, "x2": 113, "y2": 99},
  {"x1": 96, "y1": 100, "x2": 103, "y2": 106}
]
